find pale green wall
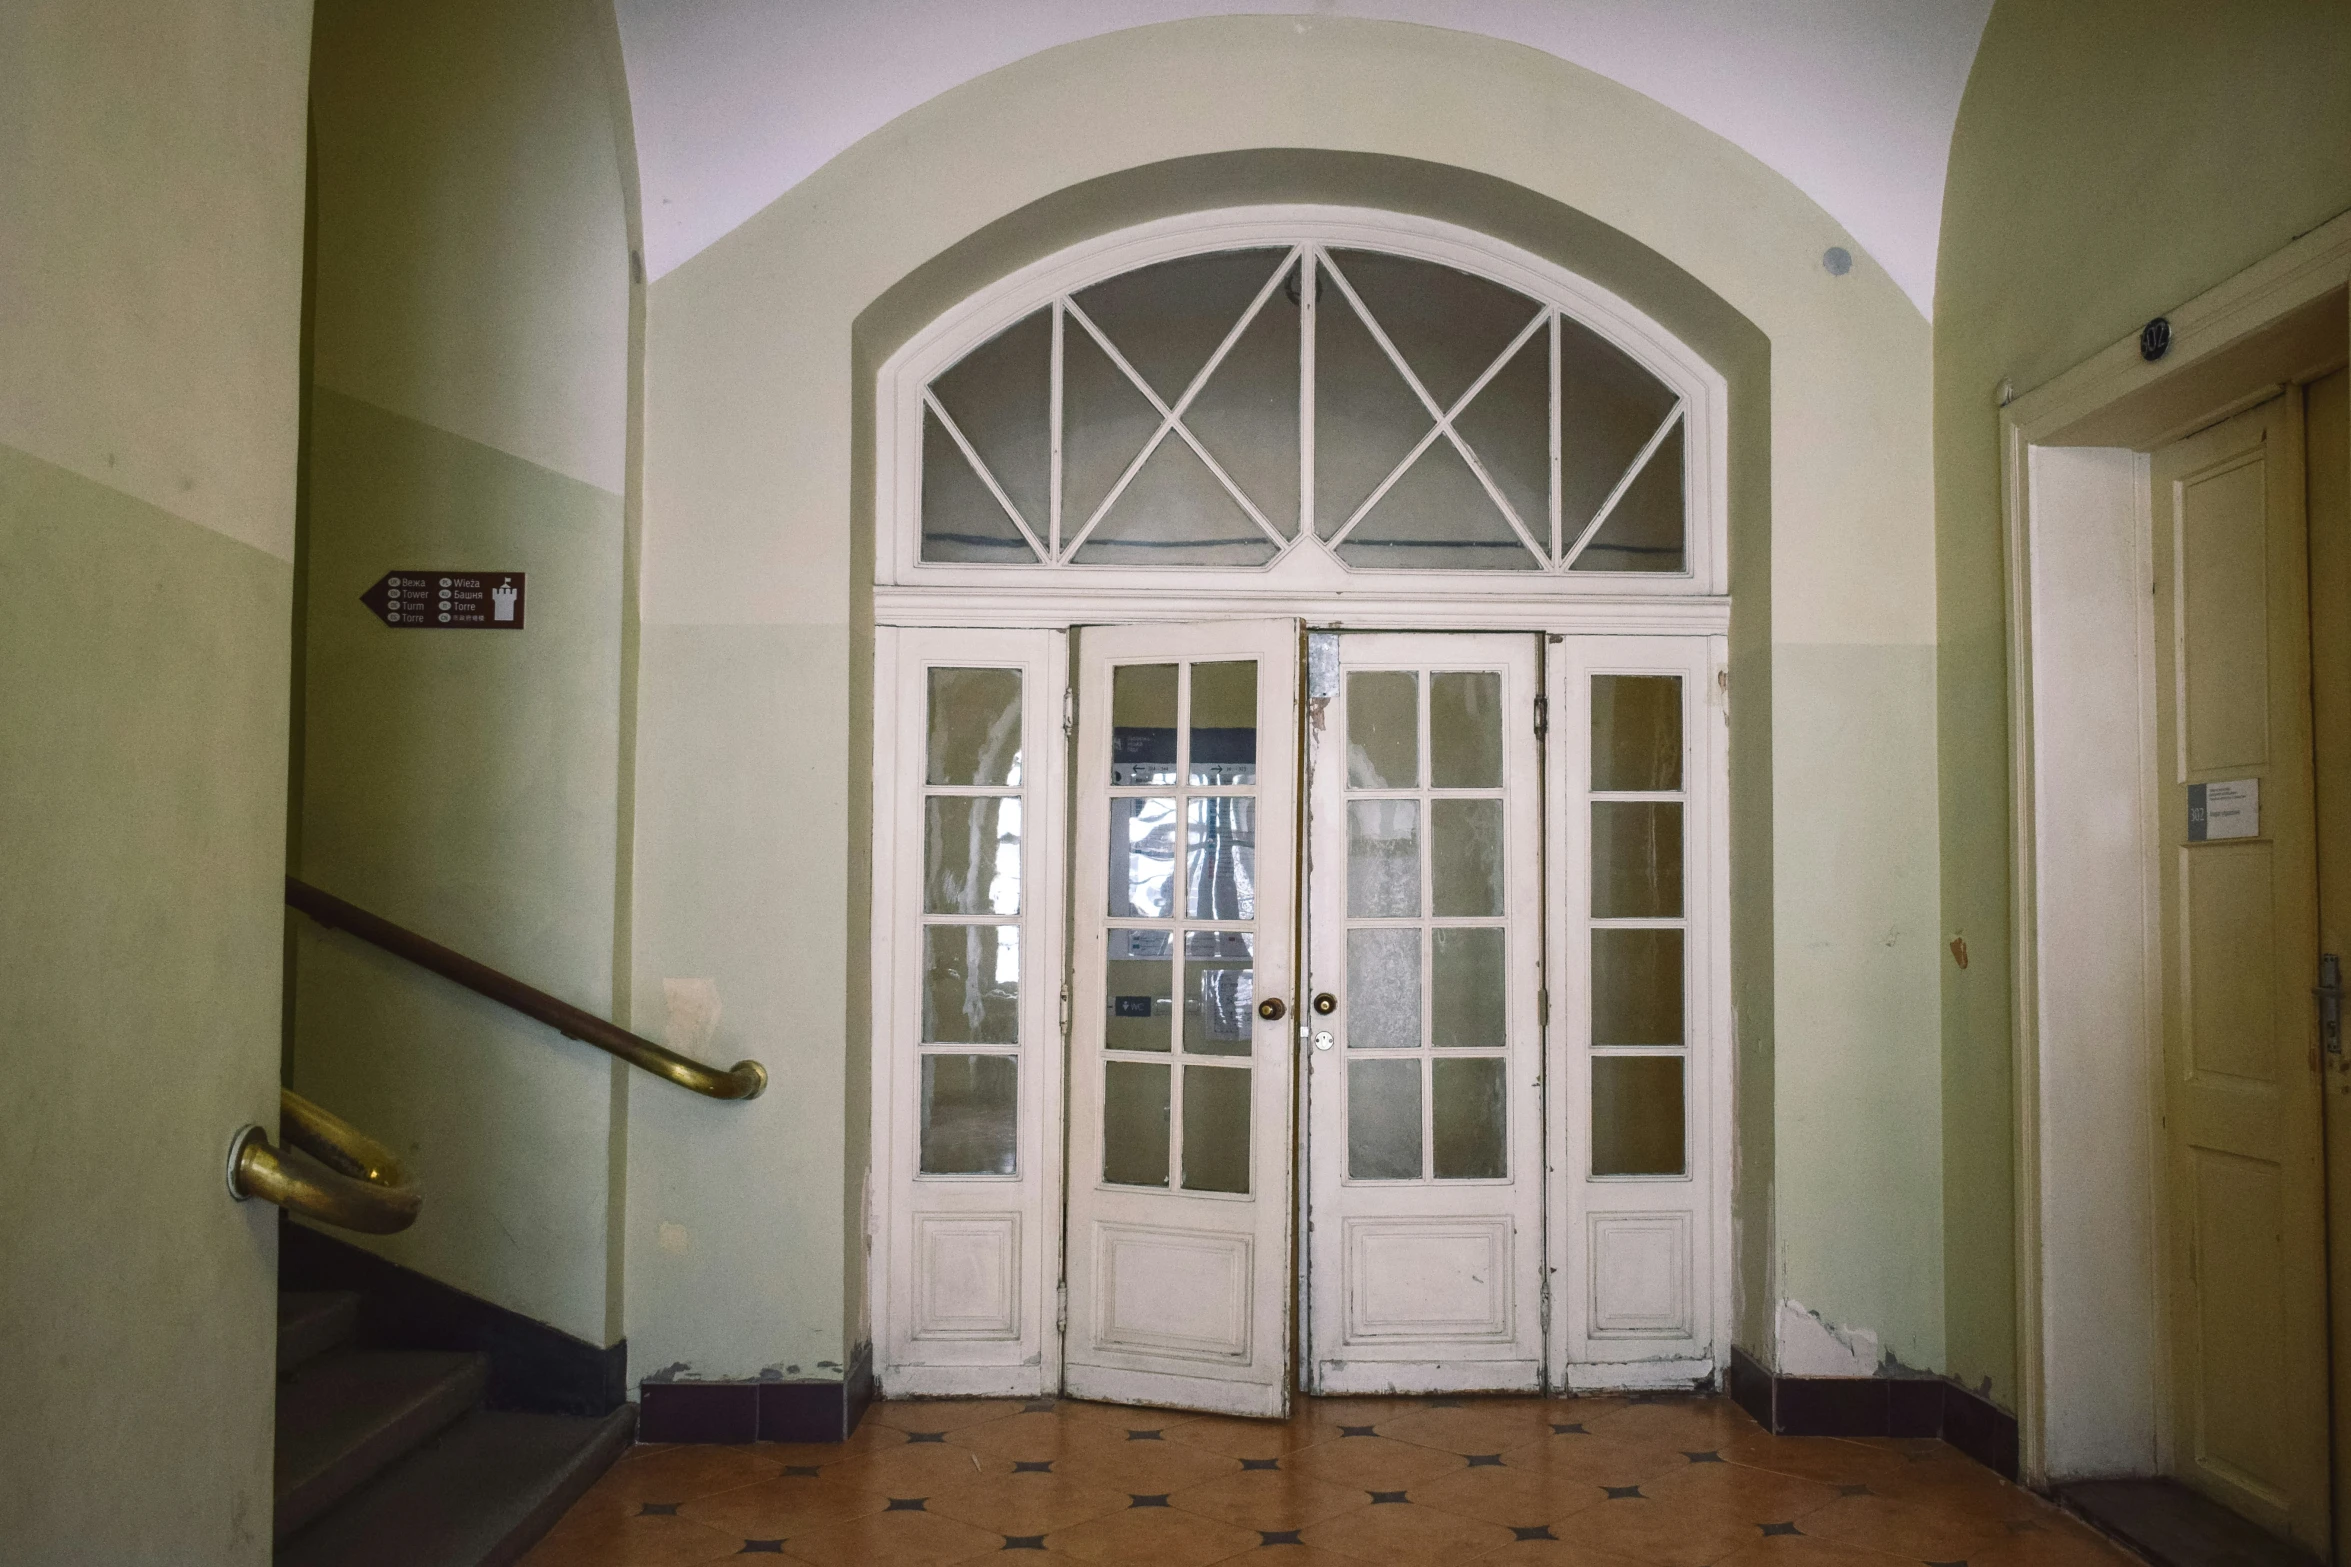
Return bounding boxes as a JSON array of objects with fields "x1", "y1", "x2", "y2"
[
  {"x1": 1934, "y1": 0, "x2": 2351, "y2": 1409},
  {"x1": 635, "y1": 17, "x2": 1945, "y2": 1383},
  {"x1": 294, "y1": 0, "x2": 635, "y2": 1346},
  {"x1": 0, "y1": 3, "x2": 310, "y2": 1561}
]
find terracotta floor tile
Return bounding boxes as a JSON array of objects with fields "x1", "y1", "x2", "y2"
[
  {"x1": 1197, "y1": 1546, "x2": 1367, "y2": 1567},
  {"x1": 567, "y1": 1444, "x2": 786, "y2": 1519},
  {"x1": 1632, "y1": 1458, "x2": 1843, "y2": 1530},
  {"x1": 1294, "y1": 1396, "x2": 1436, "y2": 1441},
  {"x1": 1709, "y1": 1434, "x2": 1918, "y2": 1490},
  {"x1": 1463, "y1": 1536, "x2": 1671, "y2": 1567},
  {"x1": 1380, "y1": 1400, "x2": 1562, "y2": 1457},
  {"x1": 1167, "y1": 1467, "x2": 1372, "y2": 1531},
  {"x1": 822, "y1": 1437, "x2": 1012, "y2": 1497},
  {"x1": 1799, "y1": 1491, "x2": 2012, "y2": 1561},
  {"x1": 1044, "y1": 1501, "x2": 1261, "y2": 1565},
  {"x1": 675, "y1": 1472, "x2": 889, "y2": 1538},
  {"x1": 1410, "y1": 1459, "x2": 1614, "y2": 1529},
  {"x1": 776, "y1": 1505, "x2": 1003, "y2": 1566},
  {"x1": 869, "y1": 1397, "x2": 1033, "y2": 1434},
  {"x1": 1712, "y1": 1533, "x2": 1924, "y2": 1567},
  {"x1": 1539, "y1": 1490, "x2": 1762, "y2": 1567},
  {"x1": 1487, "y1": 1432, "x2": 1691, "y2": 1491},
  {"x1": 1163, "y1": 1412, "x2": 1325, "y2": 1460},
  {"x1": 516, "y1": 1507, "x2": 740, "y2": 1567},
  {"x1": 1298, "y1": 1498, "x2": 1518, "y2": 1565},
  {"x1": 1283, "y1": 1433, "x2": 1471, "y2": 1491},
  {"x1": 1583, "y1": 1397, "x2": 1764, "y2": 1452},
  {"x1": 1055, "y1": 1399, "x2": 1174, "y2": 1430},
  {"x1": 925, "y1": 1469, "x2": 1135, "y2": 1535},
  {"x1": 1055, "y1": 1435, "x2": 1245, "y2": 1494},
  {"x1": 528, "y1": 1395, "x2": 2082, "y2": 1567}
]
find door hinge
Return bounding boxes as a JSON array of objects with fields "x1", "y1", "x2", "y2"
[
  {"x1": 1059, "y1": 981, "x2": 1072, "y2": 1040},
  {"x1": 2317, "y1": 954, "x2": 2342, "y2": 1055},
  {"x1": 1056, "y1": 1280, "x2": 1069, "y2": 1334},
  {"x1": 1539, "y1": 1283, "x2": 1552, "y2": 1334},
  {"x1": 1538, "y1": 987, "x2": 1550, "y2": 1027},
  {"x1": 1533, "y1": 694, "x2": 1549, "y2": 740},
  {"x1": 1062, "y1": 686, "x2": 1076, "y2": 738}
]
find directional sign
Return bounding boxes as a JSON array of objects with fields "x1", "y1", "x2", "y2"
[{"x1": 361, "y1": 571, "x2": 525, "y2": 629}]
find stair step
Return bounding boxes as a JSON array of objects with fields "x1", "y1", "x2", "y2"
[
  {"x1": 275, "y1": 1349, "x2": 488, "y2": 1542},
  {"x1": 277, "y1": 1291, "x2": 363, "y2": 1373},
  {"x1": 275, "y1": 1405, "x2": 636, "y2": 1567}
]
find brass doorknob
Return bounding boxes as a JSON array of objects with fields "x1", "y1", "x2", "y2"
[
  {"x1": 1312, "y1": 993, "x2": 1337, "y2": 1015},
  {"x1": 1258, "y1": 997, "x2": 1287, "y2": 1021}
]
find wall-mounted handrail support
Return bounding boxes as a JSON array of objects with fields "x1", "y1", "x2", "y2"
[
  {"x1": 228, "y1": 1090, "x2": 422, "y2": 1234},
  {"x1": 284, "y1": 877, "x2": 767, "y2": 1100}
]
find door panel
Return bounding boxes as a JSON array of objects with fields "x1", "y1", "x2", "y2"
[
  {"x1": 2153, "y1": 395, "x2": 2328, "y2": 1548},
  {"x1": 1063, "y1": 619, "x2": 1301, "y2": 1416},
  {"x1": 875, "y1": 628, "x2": 1067, "y2": 1397},
  {"x1": 1551, "y1": 636, "x2": 1724, "y2": 1386},
  {"x1": 1305, "y1": 633, "x2": 1545, "y2": 1393}
]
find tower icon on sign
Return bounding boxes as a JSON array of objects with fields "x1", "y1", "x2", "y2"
[{"x1": 492, "y1": 579, "x2": 517, "y2": 622}]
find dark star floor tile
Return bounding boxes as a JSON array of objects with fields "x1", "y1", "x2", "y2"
[
  {"x1": 1603, "y1": 1485, "x2": 1643, "y2": 1499},
  {"x1": 1686, "y1": 1450, "x2": 1723, "y2": 1463},
  {"x1": 885, "y1": 1497, "x2": 927, "y2": 1511},
  {"x1": 1130, "y1": 1494, "x2": 1169, "y2": 1507},
  {"x1": 1369, "y1": 1490, "x2": 1408, "y2": 1503},
  {"x1": 1339, "y1": 1425, "x2": 1379, "y2": 1437},
  {"x1": 1512, "y1": 1525, "x2": 1558, "y2": 1541},
  {"x1": 1242, "y1": 1457, "x2": 1280, "y2": 1471},
  {"x1": 640, "y1": 1502, "x2": 681, "y2": 1516},
  {"x1": 908, "y1": 1431, "x2": 947, "y2": 1443},
  {"x1": 740, "y1": 1544, "x2": 785, "y2": 1556},
  {"x1": 1762, "y1": 1521, "x2": 1802, "y2": 1536},
  {"x1": 1467, "y1": 1454, "x2": 1504, "y2": 1467},
  {"x1": 1014, "y1": 1460, "x2": 1052, "y2": 1473},
  {"x1": 1004, "y1": 1535, "x2": 1047, "y2": 1550},
  {"x1": 1127, "y1": 1430, "x2": 1163, "y2": 1441}
]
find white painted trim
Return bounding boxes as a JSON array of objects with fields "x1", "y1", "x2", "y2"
[
  {"x1": 874, "y1": 586, "x2": 1730, "y2": 636},
  {"x1": 2002, "y1": 208, "x2": 2351, "y2": 1485},
  {"x1": 875, "y1": 205, "x2": 1731, "y2": 604}
]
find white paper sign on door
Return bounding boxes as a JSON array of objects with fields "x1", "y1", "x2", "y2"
[{"x1": 2188, "y1": 779, "x2": 2259, "y2": 842}]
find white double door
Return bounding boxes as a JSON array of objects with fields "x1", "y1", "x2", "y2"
[
  {"x1": 876, "y1": 618, "x2": 1718, "y2": 1411},
  {"x1": 1062, "y1": 623, "x2": 1565, "y2": 1414}
]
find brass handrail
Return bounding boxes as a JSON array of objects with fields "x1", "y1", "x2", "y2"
[
  {"x1": 284, "y1": 877, "x2": 767, "y2": 1101},
  {"x1": 227, "y1": 1090, "x2": 421, "y2": 1234}
]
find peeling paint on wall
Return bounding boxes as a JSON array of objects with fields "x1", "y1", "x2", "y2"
[{"x1": 1776, "y1": 1299, "x2": 1880, "y2": 1377}]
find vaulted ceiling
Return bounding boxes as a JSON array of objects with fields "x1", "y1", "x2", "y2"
[{"x1": 612, "y1": 1, "x2": 1993, "y2": 316}]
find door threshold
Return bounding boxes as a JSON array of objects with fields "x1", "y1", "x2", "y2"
[{"x1": 2056, "y1": 1479, "x2": 2319, "y2": 1567}]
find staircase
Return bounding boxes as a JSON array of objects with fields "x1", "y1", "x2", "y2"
[{"x1": 273, "y1": 1288, "x2": 634, "y2": 1566}]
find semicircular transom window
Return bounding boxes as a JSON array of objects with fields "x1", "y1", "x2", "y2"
[{"x1": 919, "y1": 244, "x2": 1688, "y2": 574}]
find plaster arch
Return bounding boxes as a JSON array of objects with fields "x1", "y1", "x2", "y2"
[{"x1": 626, "y1": 15, "x2": 1942, "y2": 1394}]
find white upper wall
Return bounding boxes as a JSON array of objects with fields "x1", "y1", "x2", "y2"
[{"x1": 613, "y1": 0, "x2": 1989, "y2": 317}]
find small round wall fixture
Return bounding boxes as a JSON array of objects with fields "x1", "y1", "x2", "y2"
[
  {"x1": 1822, "y1": 247, "x2": 1852, "y2": 276},
  {"x1": 2140, "y1": 316, "x2": 2172, "y2": 362}
]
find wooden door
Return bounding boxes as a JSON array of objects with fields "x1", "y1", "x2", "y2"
[
  {"x1": 1062, "y1": 619, "x2": 1301, "y2": 1417},
  {"x1": 2304, "y1": 366, "x2": 2351, "y2": 1558},
  {"x1": 1302, "y1": 632, "x2": 1546, "y2": 1393},
  {"x1": 2153, "y1": 394, "x2": 2329, "y2": 1549}
]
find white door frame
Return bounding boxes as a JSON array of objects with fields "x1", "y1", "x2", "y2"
[{"x1": 2000, "y1": 210, "x2": 2351, "y2": 1485}]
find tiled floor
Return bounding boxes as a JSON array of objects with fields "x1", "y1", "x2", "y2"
[{"x1": 520, "y1": 1393, "x2": 2139, "y2": 1566}]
